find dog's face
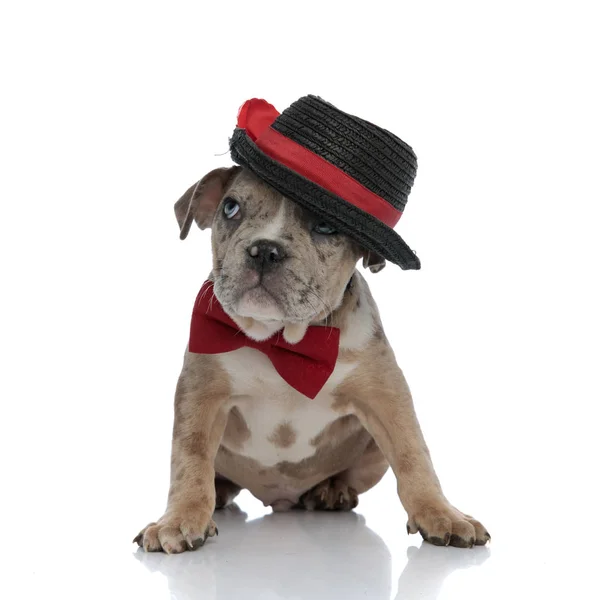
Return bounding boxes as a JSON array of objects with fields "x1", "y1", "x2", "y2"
[
  {"x1": 174, "y1": 167, "x2": 384, "y2": 340},
  {"x1": 212, "y1": 169, "x2": 361, "y2": 324}
]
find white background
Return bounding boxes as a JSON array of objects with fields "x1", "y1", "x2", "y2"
[{"x1": 1, "y1": 1, "x2": 599, "y2": 599}]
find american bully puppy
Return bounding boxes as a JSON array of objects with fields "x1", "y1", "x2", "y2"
[
  {"x1": 133, "y1": 165, "x2": 490, "y2": 553},
  {"x1": 134, "y1": 95, "x2": 489, "y2": 553}
]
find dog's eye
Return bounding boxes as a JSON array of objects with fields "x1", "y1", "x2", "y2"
[
  {"x1": 222, "y1": 199, "x2": 240, "y2": 219},
  {"x1": 313, "y1": 222, "x2": 337, "y2": 235}
]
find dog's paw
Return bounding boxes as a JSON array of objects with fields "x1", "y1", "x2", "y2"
[
  {"x1": 300, "y1": 478, "x2": 359, "y2": 511},
  {"x1": 133, "y1": 509, "x2": 218, "y2": 554},
  {"x1": 407, "y1": 503, "x2": 490, "y2": 548}
]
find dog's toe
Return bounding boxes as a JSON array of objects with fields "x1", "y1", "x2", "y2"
[
  {"x1": 300, "y1": 478, "x2": 358, "y2": 511},
  {"x1": 134, "y1": 512, "x2": 219, "y2": 553},
  {"x1": 408, "y1": 504, "x2": 489, "y2": 548}
]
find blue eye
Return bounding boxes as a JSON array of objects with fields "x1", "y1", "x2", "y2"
[
  {"x1": 223, "y1": 199, "x2": 240, "y2": 219},
  {"x1": 314, "y1": 222, "x2": 337, "y2": 235}
]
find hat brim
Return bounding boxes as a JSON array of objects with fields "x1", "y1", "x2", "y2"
[{"x1": 230, "y1": 128, "x2": 421, "y2": 270}]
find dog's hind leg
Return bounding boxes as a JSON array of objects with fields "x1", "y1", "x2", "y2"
[
  {"x1": 299, "y1": 437, "x2": 389, "y2": 511},
  {"x1": 214, "y1": 476, "x2": 242, "y2": 509},
  {"x1": 337, "y1": 437, "x2": 390, "y2": 494},
  {"x1": 299, "y1": 477, "x2": 358, "y2": 511}
]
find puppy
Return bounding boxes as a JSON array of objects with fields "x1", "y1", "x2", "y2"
[{"x1": 134, "y1": 167, "x2": 490, "y2": 553}]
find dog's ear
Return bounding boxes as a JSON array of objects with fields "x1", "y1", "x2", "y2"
[
  {"x1": 362, "y1": 250, "x2": 386, "y2": 273},
  {"x1": 174, "y1": 166, "x2": 240, "y2": 239}
]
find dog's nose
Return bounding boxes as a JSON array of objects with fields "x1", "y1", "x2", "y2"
[{"x1": 247, "y1": 239, "x2": 287, "y2": 271}]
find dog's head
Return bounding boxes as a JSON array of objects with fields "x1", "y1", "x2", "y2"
[{"x1": 175, "y1": 167, "x2": 384, "y2": 342}]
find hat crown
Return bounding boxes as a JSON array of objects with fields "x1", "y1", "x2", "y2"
[{"x1": 271, "y1": 95, "x2": 417, "y2": 212}]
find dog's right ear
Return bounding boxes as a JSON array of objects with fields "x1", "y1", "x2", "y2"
[
  {"x1": 361, "y1": 249, "x2": 386, "y2": 273},
  {"x1": 174, "y1": 166, "x2": 240, "y2": 240}
]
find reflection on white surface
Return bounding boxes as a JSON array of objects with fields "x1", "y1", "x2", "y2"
[
  {"x1": 133, "y1": 503, "x2": 489, "y2": 600},
  {"x1": 3, "y1": 466, "x2": 594, "y2": 600},
  {"x1": 134, "y1": 505, "x2": 392, "y2": 599},
  {"x1": 397, "y1": 543, "x2": 489, "y2": 599}
]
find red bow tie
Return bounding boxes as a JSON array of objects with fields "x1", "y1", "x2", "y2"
[{"x1": 188, "y1": 281, "x2": 340, "y2": 399}]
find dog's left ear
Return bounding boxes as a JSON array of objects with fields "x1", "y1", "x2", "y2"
[
  {"x1": 174, "y1": 166, "x2": 240, "y2": 240},
  {"x1": 362, "y1": 250, "x2": 386, "y2": 273}
]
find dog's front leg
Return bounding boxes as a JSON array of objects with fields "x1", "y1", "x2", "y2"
[
  {"x1": 348, "y1": 361, "x2": 490, "y2": 548},
  {"x1": 134, "y1": 354, "x2": 230, "y2": 553}
]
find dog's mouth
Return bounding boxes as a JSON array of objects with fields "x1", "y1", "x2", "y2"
[
  {"x1": 234, "y1": 284, "x2": 285, "y2": 321},
  {"x1": 214, "y1": 267, "x2": 327, "y2": 327},
  {"x1": 214, "y1": 273, "x2": 286, "y2": 323},
  {"x1": 214, "y1": 277, "x2": 322, "y2": 344}
]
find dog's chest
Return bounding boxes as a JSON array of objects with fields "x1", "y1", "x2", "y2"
[{"x1": 218, "y1": 347, "x2": 356, "y2": 467}]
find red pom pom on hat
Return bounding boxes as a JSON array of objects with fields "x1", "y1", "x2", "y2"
[{"x1": 236, "y1": 99, "x2": 280, "y2": 142}]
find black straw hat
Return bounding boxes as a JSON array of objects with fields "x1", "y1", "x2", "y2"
[{"x1": 229, "y1": 95, "x2": 421, "y2": 270}]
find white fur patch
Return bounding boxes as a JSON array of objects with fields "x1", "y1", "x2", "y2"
[
  {"x1": 219, "y1": 347, "x2": 356, "y2": 467},
  {"x1": 234, "y1": 293, "x2": 286, "y2": 326},
  {"x1": 251, "y1": 201, "x2": 286, "y2": 242}
]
